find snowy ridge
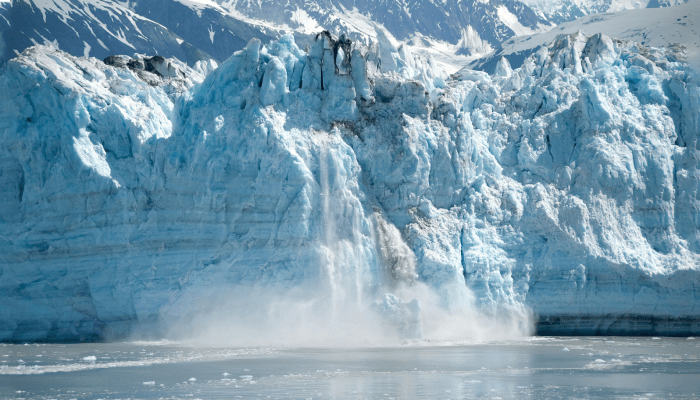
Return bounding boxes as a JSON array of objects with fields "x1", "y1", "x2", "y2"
[
  {"x1": 1, "y1": 29, "x2": 700, "y2": 342},
  {"x1": 0, "y1": 0, "x2": 279, "y2": 65},
  {"x1": 471, "y1": 0, "x2": 700, "y2": 74},
  {"x1": 0, "y1": 0, "x2": 209, "y2": 65},
  {"x1": 456, "y1": 26, "x2": 494, "y2": 57},
  {"x1": 1, "y1": 0, "x2": 553, "y2": 73},
  {"x1": 520, "y1": 0, "x2": 688, "y2": 24},
  {"x1": 212, "y1": 0, "x2": 552, "y2": 65}
]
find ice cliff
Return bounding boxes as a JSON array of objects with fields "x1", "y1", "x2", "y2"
[{"x1": 1, "y1": 30, "x2": 700, "y2": 342}]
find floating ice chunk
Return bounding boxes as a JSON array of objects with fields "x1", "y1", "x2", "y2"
[
  {"x1": 189, "y1": 377, "x2": 197, "y2": 381},
  {"x1": 222, "y1": 372, "x2": 230, "y2": 376},
  {"x1": 82, "y1": 356, "x2": 96, "y2": 362},
  {"x1": 594, "y1": 359, "x2": 606, "y2": 363},
  {"x1": 562, "y1": 347, "x2": 570, "y2": 352},
  {"x1": 143, "y1": 381, "x2": 155, "y2": 385}
]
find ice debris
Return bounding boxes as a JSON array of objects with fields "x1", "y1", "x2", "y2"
[{"x1": 371, "y1": 294, "x2": 422, "y2": 339}]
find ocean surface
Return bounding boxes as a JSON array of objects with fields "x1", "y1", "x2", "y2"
[{"x1": 1, "y1": 337, "x2": 699, "y2": 399}]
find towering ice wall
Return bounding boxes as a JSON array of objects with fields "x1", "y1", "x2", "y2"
[{"x1": 1, "y1": 30, "x2": 699, "y2": 342}]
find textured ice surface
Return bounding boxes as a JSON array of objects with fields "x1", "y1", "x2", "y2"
[{"x1": 1, "y1": 29, "x2": 700, "y2": 342}]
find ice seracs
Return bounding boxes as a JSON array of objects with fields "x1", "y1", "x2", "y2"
[{"x1": 1, "y1": 28, "x2": 700, "y2": 342}]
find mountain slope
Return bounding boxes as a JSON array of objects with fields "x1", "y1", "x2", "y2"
[
  {"x1": 0, "y1": 0, "x2": 207, "y2": 64},
  {"x1": 219, "y1": 0, "x2": 552, "y2": 50},
  {"x1": 1, "y1": 0, "x2": 553, "y2": 69},
  {"x1": 469, "y1": 0, "x2": 700, "y2": 73},
  {"x1": 0, "y1": 0, "x2": 279, "y2": 64},
  {"x1": 520, "y1": 0, "x2": 688, "y2": 24},
  {"x1": 131, "y1": 0, "x2": 278, "y2": 62}
]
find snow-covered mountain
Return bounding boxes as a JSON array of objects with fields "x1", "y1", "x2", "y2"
[
  {"x1": 0, "y1": 0, "x2": 199, "y2": 64},
  {"x1": 212, "y1": 0, "x2": 551, "y2": 54},
  {"x1": 1, "y1": 23, "x2": 699, "y2": 342},
  {"x1": 469, "y1": 0, "x2": 700, "y2": 73},
  {"x1": 0, "y1": 0, "x2": 279, "y2": 65},
  {"x1": 520, "y1": 0, "x2": 687, "y2": 24},
  {"x1": 129, "y1": 0, "x2": 280, "y2": 62},
  {"x1": 0, "y1": 0, "x2": 552, "y2": 69}
]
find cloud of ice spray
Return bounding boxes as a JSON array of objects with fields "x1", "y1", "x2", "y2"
[
  {"x1": 162, "y1": 140, "x2": 532, "y2": 347},
  {"x1": 163, "y1": 216, "x2": 532, "y2": 347},
  {"x1": 164, "y1": 278, "x2": 532, "y2": 347}
]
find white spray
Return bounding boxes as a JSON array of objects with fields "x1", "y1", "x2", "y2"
[{"x1": 164, "y1": 132, "x2": 531, "y2": 347}]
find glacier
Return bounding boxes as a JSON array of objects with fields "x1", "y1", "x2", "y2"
[{"x1": 1, "y1": 29, "x2": 700, "y2": 343}]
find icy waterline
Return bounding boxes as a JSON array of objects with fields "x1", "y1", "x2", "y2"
[
  {"x1": 1, "y1": 29, "x2": 700, "y2": 342},
  {"x1": 1, "y1": 338, "x2": 699, "y2": 399}
]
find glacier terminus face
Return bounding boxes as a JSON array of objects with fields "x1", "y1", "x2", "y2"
[{"x1": 0, "y1": 29, "x2": 699, "y2": 343}]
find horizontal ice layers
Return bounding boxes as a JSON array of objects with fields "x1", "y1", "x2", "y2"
[{"x1": 1, "y1": 30, "x2": 699, "y2": 342}]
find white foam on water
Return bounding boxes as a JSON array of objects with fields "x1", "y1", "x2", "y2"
[{"x1": 0, "y1": 348, "x2": 276, "y2": 375}]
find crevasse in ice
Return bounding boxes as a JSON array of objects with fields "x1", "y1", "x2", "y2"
[{"x1": 1, "y1": 30, "x2": 699, "y2": 342}]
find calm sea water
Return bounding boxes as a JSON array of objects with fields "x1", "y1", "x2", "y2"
[{"x1": 1, "y1": 337, "x2": 698, "y2": 399}]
